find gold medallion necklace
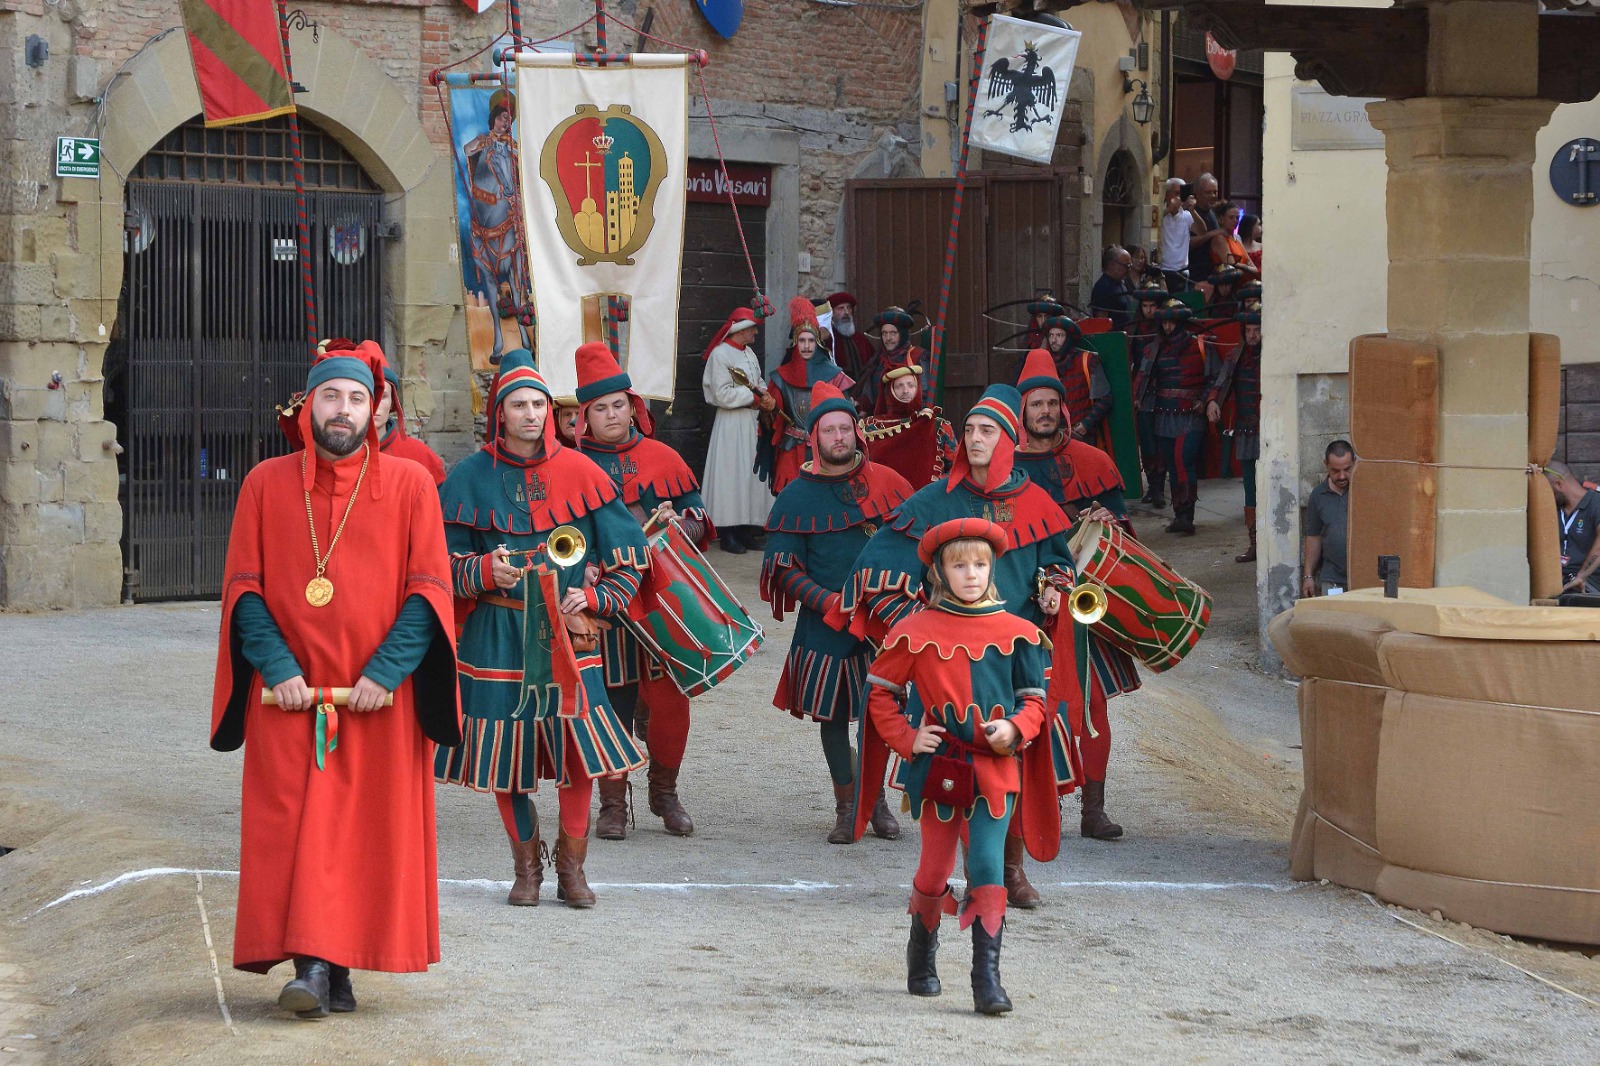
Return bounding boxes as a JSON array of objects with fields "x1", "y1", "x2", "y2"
[{"x1": 302, "y1": 445, "x2": 369, "y2": 607}]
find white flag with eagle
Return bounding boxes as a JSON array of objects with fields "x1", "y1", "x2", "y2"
[
  {"x1": 969, "y1": 15, "x2": 1082, "y2": 166},
  {"x1": 515, "y1": 52, "x2": 691, "y2": 401}
]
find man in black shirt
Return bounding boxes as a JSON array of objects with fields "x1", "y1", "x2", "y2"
[
  {"x1": 1544, "y1": 461, "x2": 1600, "y2": 593},
  {"x1": 1089, "y1": 245, "x2": 1132, "y2": 329},
  {"x1": 1302, "y1": 440, "x2": 1355, "y2": 596},
  {"x1": 1187, "y1": 173, "x2": 1225, "y2": 283}
]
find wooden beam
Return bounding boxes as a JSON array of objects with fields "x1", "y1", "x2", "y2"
[{"x1": 1538, "y1": 15, "x2": 1600, "y2": 103}]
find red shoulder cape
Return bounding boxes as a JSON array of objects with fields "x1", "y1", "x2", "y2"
[{"x1": 381, "y1": 429, "x2": 447, "y2": 486}]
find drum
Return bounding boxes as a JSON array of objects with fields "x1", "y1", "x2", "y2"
[
  {"x1": 1067, "y1": 520, "x2": 1211, "y2": 672},
  {"x1": 623, "y1": 519, "x2": 765, "y2": 697}
]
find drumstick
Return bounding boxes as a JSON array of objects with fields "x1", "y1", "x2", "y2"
[{"x1": 261, "y1": 687, "x2": 394, "y2": 707}]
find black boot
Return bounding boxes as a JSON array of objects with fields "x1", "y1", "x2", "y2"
[
  {"x1": 1167, "y1": 505, "x2": 1196, "y2": 535},
  {"x1": 278, "y1": 957, "x2": 331, "y2": 1018},
  {"x1": 970, "y1": 921, "x2": 1013, "y2": 1015},
  {"x1": 907, "y1": 917, "x2": 941, "y2": 996},
  {"x1": 739, "y1": 525, "x2": 767, "y2": 549},
  {"x1": 328, "y1": 965, "x2": 356, "y2": 1013},
  {"x1": 719, "y1": 531, "x2": 747, "y2": 555}
]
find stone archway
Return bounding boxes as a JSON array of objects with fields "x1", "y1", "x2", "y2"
[
  {"x1": 71, "y1": 24, "x2": 464, "y2": 443},
  {"x1": 1091, "y1": 113, "x2": 1149, "y2": 269}
]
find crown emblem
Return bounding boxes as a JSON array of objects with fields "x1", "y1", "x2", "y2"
[{"x1": 592, "y1": 132, "x2": 615, "y2": 154}]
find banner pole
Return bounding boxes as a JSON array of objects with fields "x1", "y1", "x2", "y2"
[
  {"x1": 928, "y1": 15, "x2": 988, "y2": 407},
  {"x1": 276, "y1": 0, "x2": 320, "y2": 360},
  {"x1": 594, "y1": 0, "x2": 608, "y2": 51}
]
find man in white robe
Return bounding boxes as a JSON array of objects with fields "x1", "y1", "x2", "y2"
[{"x1": 701, "y1": 306, "x2": 773, "y2": 554}]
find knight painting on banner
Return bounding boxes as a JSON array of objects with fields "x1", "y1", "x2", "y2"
[
  {"x1": 970, "y1": 14, "x2": 1083, "y2": 166},
  {"x1": 515, "y1": 53, "x2": 691, "y2": 403},
  {"x1": 445, "y1": 72, "x2": 537, "y2": 365}
]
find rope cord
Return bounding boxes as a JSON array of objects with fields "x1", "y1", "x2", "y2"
[
  {"x1": 1356, "y1": 458, "x2": 1545, "y2": 475},
  {"x1": 276, "y1": 0, "x2": 320, "y2": 358},
  {"x1": 929, "y1": 16, "x2": 988, "y2": 402}
]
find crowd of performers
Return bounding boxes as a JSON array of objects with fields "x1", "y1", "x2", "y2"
[{"x1": 206, "y1": 282, "x2": 1261, "y2": 1021}]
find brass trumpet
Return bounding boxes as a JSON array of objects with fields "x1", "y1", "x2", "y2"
[
  {"x1": 1067, "y1": 582, "x2": 1109, "y2": 625},
  {"x1": 546, "y1": 525, "x2": 586, "y2": 568}
]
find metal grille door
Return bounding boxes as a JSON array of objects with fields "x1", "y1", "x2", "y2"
[{"x1": 121, "y1": 181, "x2": 383, "y2": 600}]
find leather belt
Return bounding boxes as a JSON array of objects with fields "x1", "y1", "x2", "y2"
[{"x1": 480, "y1": 593, "x2": 524, "y2": 611}]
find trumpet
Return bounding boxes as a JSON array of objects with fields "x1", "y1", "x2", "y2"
[
  {"x1": 545, "y1": 525, "x2": 586, "y2": 568},
  {"x1": 1066, "y1": 582, "x2": 1109, "y2": 625}
]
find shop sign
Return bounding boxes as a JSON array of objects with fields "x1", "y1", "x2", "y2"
[
  {"x1": 1206, "y1": 33, "x2": 1237, "y2": 81},
  {"x1": 685, "y1": 160, "x2": 771, "y2": 207},
  {"x1": 1290, "y1": 86, "x2": 1384, "y2": 151}
]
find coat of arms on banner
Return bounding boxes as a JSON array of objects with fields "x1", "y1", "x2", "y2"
[
  {"x1": 446, "y1": 81, "x2": 535, "y2": 367},
  {"x1": 540, "y1": 105, "x2": 668, "y2": 266},
  {"x1": 969, "y1": 14, "x2": 1082, "y2": 166},
  {"x1": 516, "y1": 53, "x2": 689, "y2": 403}
]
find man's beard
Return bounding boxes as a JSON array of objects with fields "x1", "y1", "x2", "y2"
[
  {"x1": 1025, "y1": 413, "x2": 1060, "y2": 440},
  {"x1": 312, "y1": 413, "x2": 367, "y2": 457},
  {"x1": 834, "y1": 318, "x2": 856, "y2": 338},
  {"x1": 820, "y1": 441, "x2": 856, "y2": 465}
]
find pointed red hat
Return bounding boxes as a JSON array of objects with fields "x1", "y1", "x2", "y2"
[
  {"x1": 1016, "y1": 347, "x2": 1071, "y2": 421},
  {"x1": 574, "y1": 340, "x2": 654, "y2": 443}
]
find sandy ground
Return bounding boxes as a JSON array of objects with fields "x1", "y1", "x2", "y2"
[{"x1": 3, "y1": 479, "x2": 1599, "y2": 1064}]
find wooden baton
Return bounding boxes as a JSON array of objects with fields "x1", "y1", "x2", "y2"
[{"x1": 260, "y1": 687, "x2": 394, "y2": 707}]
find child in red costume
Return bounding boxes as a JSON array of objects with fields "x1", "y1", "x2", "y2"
[{"x1": 856, "y1": 517, "x2": 1055, "y2": 1015}]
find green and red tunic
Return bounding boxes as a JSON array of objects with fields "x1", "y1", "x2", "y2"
[
  {"x1": 761, "y1": 455, "x2": 912, "y2": 722},
  {"x1": 434, "y1": 440, "x2": 650, "y2": 791}
]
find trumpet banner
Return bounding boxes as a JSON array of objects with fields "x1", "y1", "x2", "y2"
[
  {"x1": 969, "y1": 14, "x2": 1082, "y2": 166},
  {"x1": 515, "y1": 53, "x2": 690, "y2": 401}
]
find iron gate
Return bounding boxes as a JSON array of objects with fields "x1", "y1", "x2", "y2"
[{"x1": 120, "y1": 180, "x2": 384, "y2": 600}]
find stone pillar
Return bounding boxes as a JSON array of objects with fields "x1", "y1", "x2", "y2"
[
  {"x1": 918, "y1": 0, "x2": 961, "y2": 178},
  {"x1": 1368, "y1": 96, "x2": 1554, "y2": 603}
]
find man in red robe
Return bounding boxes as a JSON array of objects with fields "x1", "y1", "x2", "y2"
[
  {"x1": 827, "y1": 291, "x2": 875, "y2": 382},
  {"x1": 211, "y1": 343, "x2": 461, "y2": 1019},
  {"x1": 376, "y1": 359, "x2": 447, "y2": 484}
]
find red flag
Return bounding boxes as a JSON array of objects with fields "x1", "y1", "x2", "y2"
[{"x1": 180, "y1": 0, "x2": 296, "y2": 128}]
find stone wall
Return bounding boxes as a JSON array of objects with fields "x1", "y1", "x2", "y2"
[{"x1": 0, "y1": 0, "x2": 919, "y2": 608}]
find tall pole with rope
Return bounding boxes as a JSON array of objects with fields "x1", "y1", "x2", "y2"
[
  {"x1": 275, "y1": 0, "x2": 320, "y2": 359},
  {"x1": 928, "y1": 15, "x2": 989, "y2": 405}
]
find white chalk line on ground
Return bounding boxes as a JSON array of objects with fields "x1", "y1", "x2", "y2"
[
  {"x1": 192, "y1": 874, "x2": 237, "y2": 1037},
  {"x1": 32, "y1": 868, "x2": 1302, "y2": 914}
]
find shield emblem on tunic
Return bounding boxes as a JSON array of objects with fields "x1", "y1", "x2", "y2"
[
  {"x1": 503, "y1": 467, "x2": 546, "y2": 514},
  {"x1": 539, "y1": 104, "x2": 669, "y2": 266}
]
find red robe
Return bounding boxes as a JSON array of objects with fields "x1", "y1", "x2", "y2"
[
  {"x1": 382, "y1": 422, "x2": 447, "y2": 485},
  {"x1": 211, "y1": 447, "x2": 461, "y2": 974}
]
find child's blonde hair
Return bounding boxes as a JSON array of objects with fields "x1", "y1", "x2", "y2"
[{"x1": 929, "y1": 537, "x2": 999, "y2": 604}]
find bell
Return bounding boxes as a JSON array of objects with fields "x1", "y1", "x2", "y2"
[
  {"x1": 545, "y1": 525, "x2": 587, "y2": 568},
  {"x1": 1067, "y1": 582, "x2": 1108, "y2": 625}
]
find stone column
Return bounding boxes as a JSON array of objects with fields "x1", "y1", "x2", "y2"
[{"x1": 1367, "y1": 95, "x2": 1554, "y2": 603}]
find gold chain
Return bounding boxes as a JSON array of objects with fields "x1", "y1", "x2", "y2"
[{"x1": 302, "y1": 445, "x2": 370, "y2": 580}]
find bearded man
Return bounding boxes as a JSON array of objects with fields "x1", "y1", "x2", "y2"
[
  {"x1": 827, "y1": 291, "x2": 875, "y2": 382},
  {"x1": 764, "y1": 297, "x2": 854, "y2": 493},
  {"x1": 852, "y1": 307, "x2": 922, "y2": 413},
  {"x1": 762, "y1": 382, "x2": 912, "y2": 843},
  {"x1": 212, "y1": 343, "x2": 461, "y2": 1018}
]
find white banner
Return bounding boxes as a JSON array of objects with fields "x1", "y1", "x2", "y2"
[
  {"x1": 969, "y1": 15, "x2": 1082, "y2": 166},
  {"x1": 515, "y1": 53, "x2": 689, "y2": 401}
]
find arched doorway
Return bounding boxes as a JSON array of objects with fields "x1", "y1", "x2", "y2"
[
  {"x1": 1100, "y1": 149, "x2": 1141, "y2": 251},
  {"x1": 109, "y1": 115, "x2": 387, "y2": 601}
]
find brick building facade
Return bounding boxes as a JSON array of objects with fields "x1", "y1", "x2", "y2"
[{"x1": 0, "y1": 0, "x2": 930, "y2": 607}]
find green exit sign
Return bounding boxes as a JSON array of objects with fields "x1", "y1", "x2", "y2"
[{"x1": 55, "y1": 136, "x2": 100, "y2": 178}]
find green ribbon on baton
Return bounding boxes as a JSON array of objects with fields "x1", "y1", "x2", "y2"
[{"x1": 314, "y1": 687, "x2": 339, "y2": 770}]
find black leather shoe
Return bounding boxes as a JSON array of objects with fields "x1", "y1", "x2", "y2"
[
  {"x1": 907, "y1": 917, "x2": 941, "y2": 997},
  {"x1": 329, "y1": 965, "x2": 356, "y2": 1013},
  {"x1": 740, "y1": 526, "x2": 767, "y2": 549},
  {"x1": 278, "y1": 957, "x2": 331, "y2": 1018},
  {"x1": 971, "y1": 922, "x2": 1013, "y2": 1015},
  {"x1": 719, "y1": 534, "x2": 747, "y2": 555}
]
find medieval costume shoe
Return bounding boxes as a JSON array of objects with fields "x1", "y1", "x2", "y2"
[
  {"x1": 328, "y1": 965, "x2": 356, "y2": 1013},
  {"x1": 970, "y1": 922, "x2": 1013, "y2": 1015},
  {"x1": 279, "y1": 957, "x2": 331, "y2": 1018}
]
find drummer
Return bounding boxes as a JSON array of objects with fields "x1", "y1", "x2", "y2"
[
  {"x1": 843, "y1": 385, "x2": 1089, "y2": 908},
  {"x1": 572, "y1": 342, "x2": 709, "y2": 841},
  {"x1": 762, "y1": 381, "x2": 913, "y2": 845},
  {"x1": 435, "y1": 350, "x2": 649, "y2": 909},
  {"x1": 1013, "y1": 349, "x2": 1143, "y2": 841}
]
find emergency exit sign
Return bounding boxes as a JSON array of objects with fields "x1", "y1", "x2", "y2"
[{"x1": 55, "y1": 136, "x2": 100, "y2": 178}]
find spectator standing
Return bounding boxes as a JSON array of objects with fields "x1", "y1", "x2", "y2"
[
  {"x1": 1239, "y1": 213, "x2": 1263, "y2": 274},
  {"x1": 1543, "y1": 461, "x2": 1600, "y2": 593},
  {"x1": 1089, "y1": 246, "x2": 1133, "y2": 329},
  {"x1": 1159, "y1": 178, "x2": 1194, "y2": 290},
  {"x1": 1302, "y1": 440, "x2": 1356, "y2": 596},
  {"x1": 1127, "y1": 245, "x2": 1154, "y2": 292},
  {"x1": 1186, "y1": 173, "x2": 1224, "y2": 284}
]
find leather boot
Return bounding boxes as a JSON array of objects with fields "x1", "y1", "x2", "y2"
[
  {"x1": 868, "y1": 788, "x2": 901, "y2": 840},
  {"x1": 719, "y1": 532, "x2": 747, "y2": 555},
  {"x1": 1235, "y1": 507, "x2": 1257, "y2": 563},
  {"x1": 508, "y1": 834, "x2": 543, "y2": 906},
  {"x1": 1002, "y1": 834, "x2": 1042, "y2": 909},
  {"x1": 740, "y1": 525, "x2": 767, "y2": 549},
  {"x1": 278, "y1": 957, "x2": 331, "y2": 1018},
  {"x1": 970, "y1": 920, "x2": 1013, "y2": 1015},
  {"x1": 647, "y1": 761, "x2": 694, "y2": 836},
  {"x1": 595, "y1": 775, "x2": 631, "y2": 841},
  {"x1": 827, "y1": 782, "x2": 855, "y2": 845},
  {"x1": 328, "y1": 965, "x2": 356, "y2": 1014},
  {"x1": 1167, "y1": 505, "x2": 1196, "y2": 535},
  {"x1": 555, "y1": 826, "x2": 597, "y2": 908},
  {"x1": 1080, "y1": 779, "x2": 1124, "y2": 840},
  {"x1": 907, "y1": 884, "x2": 957, "y2": 996}
]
